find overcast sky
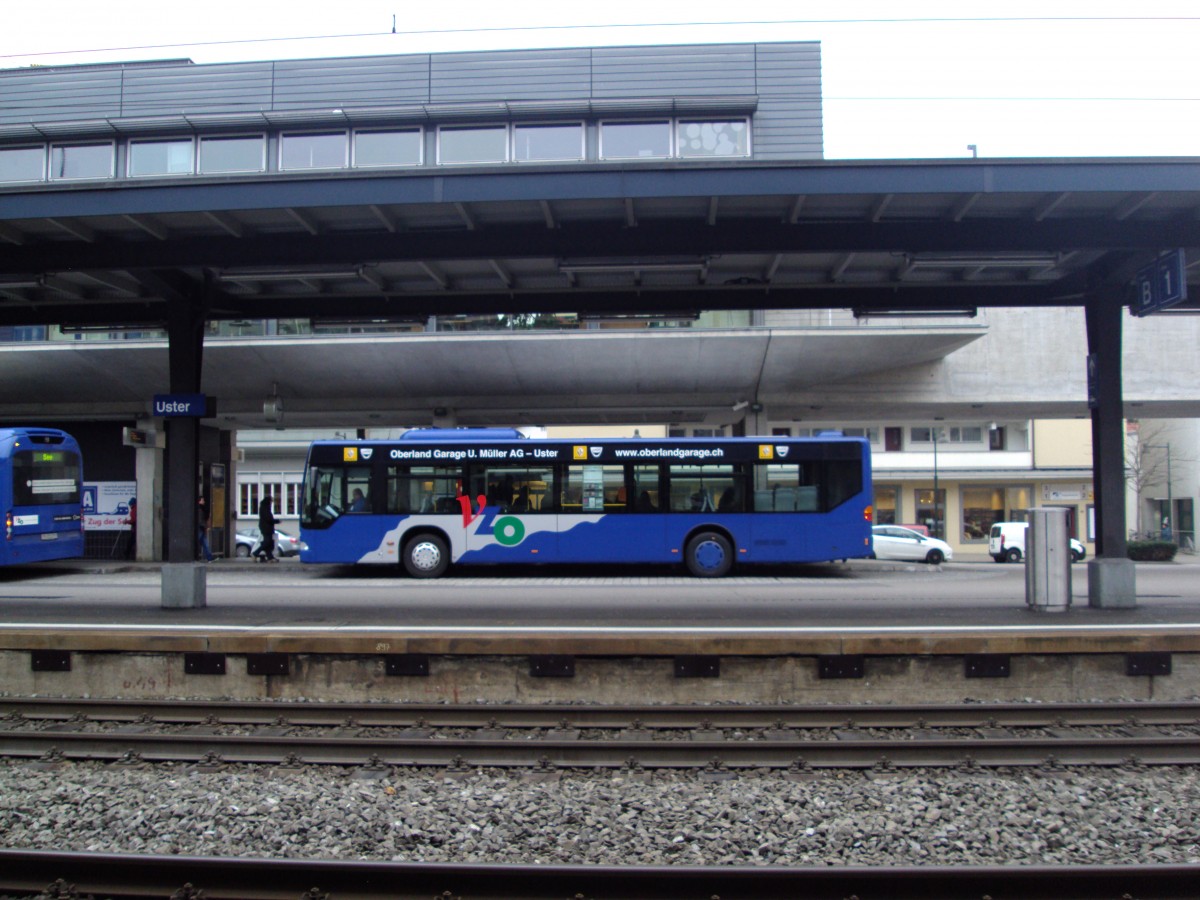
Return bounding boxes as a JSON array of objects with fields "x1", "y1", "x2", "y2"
[{"x1": 2, "y1": 0, "x2": 1197, "y2": 159}]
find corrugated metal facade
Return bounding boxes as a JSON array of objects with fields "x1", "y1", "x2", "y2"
[{"x1": 0, "y1": 43, "x2": 822, "y2": 158}]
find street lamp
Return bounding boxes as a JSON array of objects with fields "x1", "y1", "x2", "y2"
[{"x1": 932, "y1": 425, "x2": 940, "y2": 539}]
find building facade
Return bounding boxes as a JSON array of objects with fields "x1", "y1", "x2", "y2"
[{"x1": 2, "y1": 43, "x2": 1197, "y2": 559}]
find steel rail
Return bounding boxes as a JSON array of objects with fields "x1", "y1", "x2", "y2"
[
  {"x1": 4, "y1": 696, "x2": 1199, "y2": 729},
  {"x1": 3, "y1": 850, "x2": 1200, "y2": 900},
  {"x1": 4, "y1": 727, "x2": 1200, "y2": 769}
]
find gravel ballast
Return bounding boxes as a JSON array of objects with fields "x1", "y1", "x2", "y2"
[{"x1": 2, "y1": 761, "x2": 1199, "y2": 866}]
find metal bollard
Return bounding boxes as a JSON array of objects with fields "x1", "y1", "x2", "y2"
[{"x1": 1025, "y1": 507, "x2": 1071, "y2": 612}]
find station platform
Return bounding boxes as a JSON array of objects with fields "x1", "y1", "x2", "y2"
[
  {"x1": 1, "y1": 558, "x2": 1199, "y2": 705},
  {"x1": 0, "y1": 556, "x2": 1198, "y2": 658}
]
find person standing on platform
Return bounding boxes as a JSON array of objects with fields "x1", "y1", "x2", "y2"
[
  {"x1": 125, "y1": 498, "x2": 137, "y2": 560},
  {"x1": 256, "y1": 493, "x2": 277, "y2": 562},
  {"x1": 197, "y1": 496, "x2": 214, "y2": 563}
]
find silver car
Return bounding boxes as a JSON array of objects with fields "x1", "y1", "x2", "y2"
[{"x1": 234, "y1": 528, "x2": 303, "y2": 558}]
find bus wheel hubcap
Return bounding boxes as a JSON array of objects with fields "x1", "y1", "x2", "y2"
[
  {"x1": 696, "y1": 541, "x2": 725, "y2": 570},
  {"x1": 412, "y1": 543, "x2": 441, "y2": 570}
]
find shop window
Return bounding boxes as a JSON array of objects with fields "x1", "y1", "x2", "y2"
[
  {"x1": 961, "y1": 486, "x2": 1006, "y2": 542},
  {"x1": 915, "y1": 488, "x2": 946, "y2": 539},
  {"x1": 1004, "y1": 486, "x2": 1032, "y2": 522},
  {"x1": 873, "y1": 485, "x2": 898, "y2": 524},
  {"x1": 0, "y1": 145, "x2": 45, "y2": 183}
]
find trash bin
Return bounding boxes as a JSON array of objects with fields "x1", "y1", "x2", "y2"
[{"x1": 1026, "y1": 507, "x2": 1071, "y2": 612}]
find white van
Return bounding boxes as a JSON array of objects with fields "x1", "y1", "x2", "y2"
[{"x1": 988, "y1": 522, "x2": 1086, "y2": 563}]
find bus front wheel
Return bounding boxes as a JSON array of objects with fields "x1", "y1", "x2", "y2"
[
  {"x1": 403, "y1": 534, "x2": 450, "y2": 578},
  {"x1": 685, "y1": 531, "x2": 733, "y2": 578}
]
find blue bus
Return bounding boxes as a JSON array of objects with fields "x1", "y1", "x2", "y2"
[
  {"x1": 1, "y1": 427, "x2": 85, "y2": 565},
  {"x1": 300, "y1": 429, "x2": 873, "y2": 577}
]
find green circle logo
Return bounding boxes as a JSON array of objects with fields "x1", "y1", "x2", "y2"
[{"x1": 493, "y1": 515, "x2": 526, "y2": 546}]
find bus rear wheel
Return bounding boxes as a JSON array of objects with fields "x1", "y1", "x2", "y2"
[
  {"x1": 685, "y1": 531, "x2": 733, "y2": 578},
  {"x1": 403, "y1": 534, "x2": 450, "y2": 578}
]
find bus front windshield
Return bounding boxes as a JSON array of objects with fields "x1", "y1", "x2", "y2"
[{"x1": 301, "y1": 464, "x2": 371, "y2": 528}]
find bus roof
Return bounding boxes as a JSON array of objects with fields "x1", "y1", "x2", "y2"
[{"x1": 400, "y1": 428, "x2": 526, "y2": 441}]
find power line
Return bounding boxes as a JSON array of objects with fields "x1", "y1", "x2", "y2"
[
  {"x1": 828, "y1": 96, "x2": 1200, "y2": 102},
  {"x1": 2, "y1": 16, "x2": 1198, "y2": 61}
]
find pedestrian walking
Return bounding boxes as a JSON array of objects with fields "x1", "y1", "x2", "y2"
[
  {"x1": 197, "y1": 496, "x2": 215, "y2": 562},
  {"x1": 125, "y1": 498, "x2": 137, "y2": 560},
  {"x1": 256, "y1": 493, "x2": 277, "y2": 562}
]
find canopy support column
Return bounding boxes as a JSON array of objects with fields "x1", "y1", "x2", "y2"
[
  {"x1": 157, "y1": 272, "x2": 209, "y2": 609},
  {"x1": 1085, "y1": 291, "x2": 1135, "y2": 608}
]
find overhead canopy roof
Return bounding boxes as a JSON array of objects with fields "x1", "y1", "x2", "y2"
[
  {"x1": 1, "y1": 156, "x2": 1198, "y2": 426},
  {"x1": 3, "y1": 157, "x2": 1199, "y2": 318}
]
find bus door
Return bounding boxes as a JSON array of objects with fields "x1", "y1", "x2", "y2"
[{"x1": 465, "y1": 463, "x2": 558, "y2": 561}]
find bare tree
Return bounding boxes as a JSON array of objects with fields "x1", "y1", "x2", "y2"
[{"x1": 1125, "y1": 421, "x2": 1194, "y2": 536}]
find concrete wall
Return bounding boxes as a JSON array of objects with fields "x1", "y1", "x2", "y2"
[
  {"x1": 804, "y1": 307, "x2": 1200, "y2": 416},
  {"x1": 3, "y1": 650, "x2": 1195, "y2": 705},
  {"x1": 1033, "y1": 420, "x2": 1093, "y2": 468}
]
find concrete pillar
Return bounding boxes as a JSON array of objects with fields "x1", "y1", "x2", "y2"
[
  {"x1": 744, "y1": 402, "x2": 769, "y2": 437},
  {"x1": 162, "y1": 562, "x2": 206, "y2": 609},
  {"x1": 1085, "y1": 293, "x2": 1136, "y2": 608},
  {"x1": 161, "y1": 284, "x2": 207, "y2": 609},
  {"x1": 133, "y1": 415, "x2": 163, "y2": 561}
]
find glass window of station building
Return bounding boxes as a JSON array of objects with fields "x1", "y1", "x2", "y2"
[{"x1": 1, "y1": 115, "x2": 749, "y2": 186}]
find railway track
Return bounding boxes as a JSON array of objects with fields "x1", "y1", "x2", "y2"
[
  {"x1": 6, "y1": 696, "x2": 1200, "y2": 728},
  {"x1": 3, "y1": 850, "x2": 1200, "y2": 900},
  {"x1": 3, "y1": 697, "x2": 1199, "y2": 770}
]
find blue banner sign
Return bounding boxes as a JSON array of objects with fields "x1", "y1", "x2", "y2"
[
  {"x1": 153, "y1": 393, "x2": 210, "y2": 417},
  {"x1": 1133, "y1": 249, "x2": 1188, "y2": 316}
]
